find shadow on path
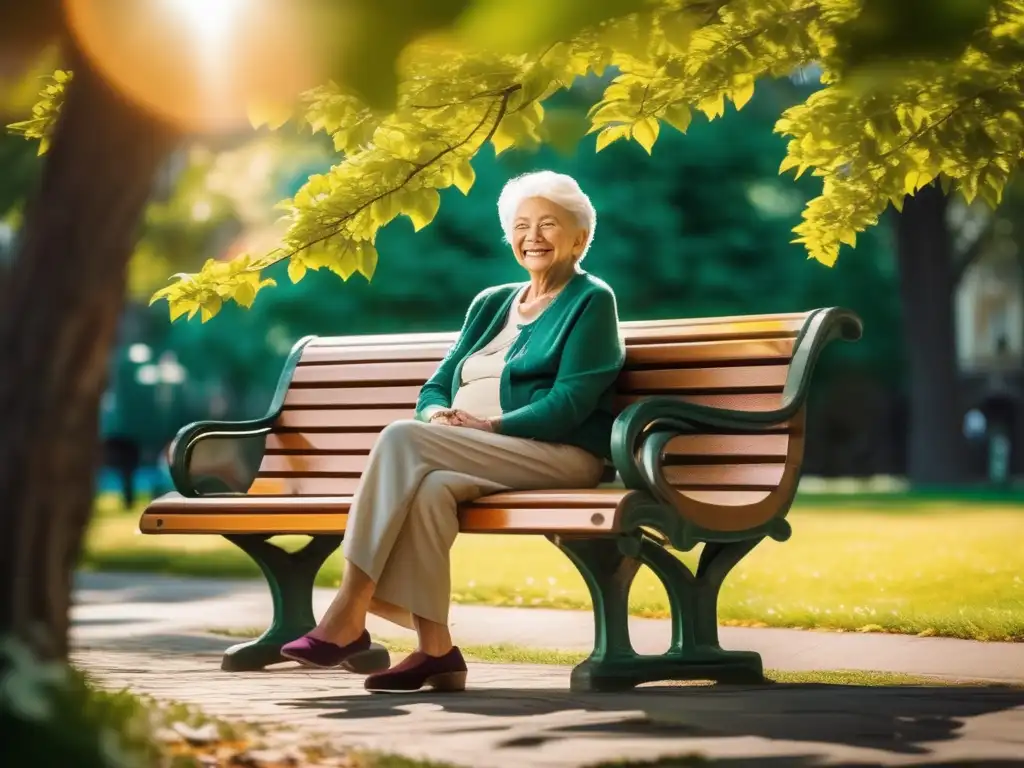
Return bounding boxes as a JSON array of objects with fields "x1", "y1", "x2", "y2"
[{"x1": 281, "y1": 683, "x2": 1024, "y2": 764}]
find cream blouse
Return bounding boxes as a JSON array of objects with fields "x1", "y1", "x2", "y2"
[{"x1": 450, "y1": 287, "x2": 534, "y2": 419}]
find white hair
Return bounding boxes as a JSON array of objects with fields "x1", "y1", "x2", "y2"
[{"x1": 497, "y1": 171, "x2": 597, "y2": 260}]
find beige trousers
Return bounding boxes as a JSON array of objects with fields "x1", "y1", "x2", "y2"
[{"x1": 341, "y1": 419, "x2": 605, "y2": 628}]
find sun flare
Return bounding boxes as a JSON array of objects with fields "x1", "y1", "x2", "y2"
[{"x1": 64, "y1": 0, "x2": 323, "y2": 132}]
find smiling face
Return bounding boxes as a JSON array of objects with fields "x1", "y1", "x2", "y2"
[{"x1": 511, "y1": 196, "x2": 589, "y2": 279}]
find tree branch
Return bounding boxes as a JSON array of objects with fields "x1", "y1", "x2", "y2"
[{"x1": 251, "y1": 83, "x2": 522, "y2": 272}]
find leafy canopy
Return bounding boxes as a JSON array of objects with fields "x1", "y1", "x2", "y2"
[{"x1": 8, "y1": 0, "x2": 1020, "y2": 321}]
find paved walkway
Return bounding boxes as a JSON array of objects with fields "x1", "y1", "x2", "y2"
[
  {"x1": 71, "y1": 572, "x2": 1024, "y2": 767},
  {"x1": 74, "y1": 572, "x2": 1024, "y2": 683}
]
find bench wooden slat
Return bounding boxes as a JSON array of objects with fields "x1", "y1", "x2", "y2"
[
  {"x1": 276, "y1": 408, "x2": 414, "y2": 430},
  {"x1": 284, "y1": 385, "x2": 424, "y2": 408},
  {"x1": 663, "y1": 433, "x2": 789, "y2": 458},
  {"x1": 248, "y1": 461, "x2": 785, "y2": 495},
  {"x1": 300, "y1": 313, "x2": 810, "y2": 354},
  {"x1": 662, "y1": 463, "x2": 784, "y2": 488},
  {"x1": 296, "y1": 338, "x2": 800, "y2": 370},
  {"x1": 145, "y1": 489, "x2": 626, "y2": 512},
  {"x1": 143, "y1": 487, "x2": 772, "y2": 517},
  {"x1": 248, "y1": 476, "x2": 363, "y2": 494},
  {"x1": 624, "y1": 337, "x2": 795, "y2": 366},
  {"x1": 458, "y1": 506, "x2": 620, "y2": 534},
  {"x1": 266, "y1": 432, "x2": 380, "y2": 453},
  {"x1": 296, "y1": 324, "x2": 803, "y2": 368},
  {"x1": 259, "y1": 454, "x2": 368, "y2": 474},
  {"x1": 468, "y1": 488, "x2": 625, "y2": 506},
  {"x1": 618, "y1": 312, "x2": 809, "y2": 330},
  {"x1": 139, "y1": 507, "x2": 622, "y2": 535},
  {"x1": 292, "y1": 361, "x2": 439, "y2": 385},
  {"x1": 139, "y1": 485, "x2": 774, "y2": 536},
  {"x1": 141, "y1": 512, "x2": 350, "y2": 534},
  {"x1": 617, "y1": 392, "x2": 784, "y2": 412},
  {"x1": 284, "y1": 383, "x2": 787, "y2": 410},
  {"x1": 263, "y1": 431, "x2": 791, "y2": 458},
  {"x1": 257, "y1": 439, "x2": 791, "y2": 479},
  {"x1": 299, "y1": 343, "x2": 452, "y2": 365},
  {"x1": 257, "y1": 451, "x2": 788, "y2": 480},
  {"x1": 619, "y1": 319, "x2": 801, "y2": 344},
  {"x1": 680, "y1": 489, "x2": 771, "y2": 506},
  {"x1": 618, "y1": 365, "x2": 787, "y2": 392}
]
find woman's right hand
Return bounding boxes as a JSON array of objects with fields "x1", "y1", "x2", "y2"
[{"x1": 428, "y1": 409, "x2": 457, "y2": 426}]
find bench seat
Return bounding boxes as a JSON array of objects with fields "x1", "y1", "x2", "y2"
[
  {"x1": 142, "y1": 489, "x2": 629, "y2": 535},
  {"x1": 139, "y1": 307, "x2": 862, "y2": 689}
]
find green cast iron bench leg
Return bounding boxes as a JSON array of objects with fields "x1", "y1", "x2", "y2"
[
  {"x1": 551, "y1": 533, "x2": 765, "y2": 691},
  {"x1": 219, "y1": 533, "x2": 370, "y2": 671}
]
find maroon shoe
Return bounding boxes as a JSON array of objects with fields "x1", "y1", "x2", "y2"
[
  {"x1": 280, "y1": 631, "x2": 390, "y2": 673},
  {"x1": 365, "y1": 646, "x2": 467, "y2": 693}
]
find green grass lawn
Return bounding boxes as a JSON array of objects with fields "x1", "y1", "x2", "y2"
[{"x1": 83, "y1": 494, "x2": 1024, "y2": 642}]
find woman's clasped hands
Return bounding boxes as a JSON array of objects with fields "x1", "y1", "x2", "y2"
[{"x1": 428, "y1": 409, "x2": 495, "y2": 432}]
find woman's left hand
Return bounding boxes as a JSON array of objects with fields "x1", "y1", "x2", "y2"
[{"x1": 451, "y1": 410, "x2": 495, "y2": 432}]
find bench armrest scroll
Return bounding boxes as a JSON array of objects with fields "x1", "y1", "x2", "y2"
[
  {"x1": 610, "y1": 306, "x2": 861, "y2": 490},
  {"x1": 608, "y1": 308, "x2": 859, "y2": 545},
  {"x1": 168, "y1": 336, "x2": 316, "y2": 496}
]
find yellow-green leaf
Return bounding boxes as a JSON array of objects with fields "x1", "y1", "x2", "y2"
[
  {"x1": 200, "y1": 295, "x2": 222, "y2": 323},
  {"x1": 732, "y1": 78, "x2": 755, "y2": 111},
  {"x1": 357, "y1": 242, "x2": 378, "y2": 280},
  {"x1": 595, "y1": 124, "x2": 630, "y2": 152},
  {"x1": 169, "y1": 299, "x2": 198, "y2": 323},
  {"x1": 778, "y1": 154, "x2": 801, "y2": 175},
  {"x1": 288, "y1": 259, "x2": 307, "y2": 284},
  {"x1": 453, "y1": 158, "x2": 475, "y2": 195},
  {"x1": 491, "y1": 118, "x2": 519, "y2": 155},
  {"x1": 661, "y1": 103, "x2": 691, "y2": 135},
  {"x1": 904, "y1": 169, "x2": 933, "y2": 194},
  {"x1": 247, "y1": 100, "x2": 293, "y2": 130},
  {"x1": 329, "y1": 247, "x2": 359, "y2": 280},
  {"x1": 631, "y1": 117, "x2": 659, "y2": 154},
  {"x1": 698, "y1": 92, "x2": 725, "y2": 120},
  {"x1": 233, "y1": 281, "x2": 257, "y2": 308},
  {"x1": 405, "y1": 188, "x2": 441, "y2": 231}
]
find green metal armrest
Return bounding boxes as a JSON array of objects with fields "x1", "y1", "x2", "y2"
[
  {"x1": 608, "y1": 308, "x2": 862, "y2": 546},
  {"x1": 169, "y1": 336, "x2": 315, "y2": 496}
]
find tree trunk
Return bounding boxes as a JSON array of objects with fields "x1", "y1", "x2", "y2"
[
  {"x1": 895, "y1": 184, "x2": 968, "y2": 486},
  {"x1": 0, "y1": 45, "x2": 177, "y2": 661}
]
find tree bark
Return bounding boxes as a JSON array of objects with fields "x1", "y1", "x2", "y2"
[
  {"x1": 0, "y1": 45, "x2": 177, "y2": 661},
  {"x1": 895, "y1": 184, "x2": 969, "y2": 486}
]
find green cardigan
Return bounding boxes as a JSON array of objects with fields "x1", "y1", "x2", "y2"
[{"x1": 416, "y1": 271, "x2": 625, "y2": 460}]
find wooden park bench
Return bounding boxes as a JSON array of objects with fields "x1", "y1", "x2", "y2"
[{"x1": 139, "y1": 307, "x2": 861, "y2": 691}]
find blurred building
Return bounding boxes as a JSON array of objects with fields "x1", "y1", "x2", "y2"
[{"x1": 956, "y1": 232, "x2": 1024, "y2": 483}]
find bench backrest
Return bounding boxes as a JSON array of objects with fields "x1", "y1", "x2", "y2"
[{"x1": 251, "y1": 312, "x2": 810, "y2": 503}]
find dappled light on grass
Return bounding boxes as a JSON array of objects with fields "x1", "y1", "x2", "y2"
[{"x1": 83, "y1": 501, "x2": 1024, "y2": 641}]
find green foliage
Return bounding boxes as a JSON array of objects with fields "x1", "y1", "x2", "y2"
[
  {"x1": 11, "y1": 1, "x2": 1019, "y2": 319},
  {"x1": 5, "y1": 69, "x2": 70, "y2": 155},
  {"x1": 779, "y1": 0, "x2": 1024, "y2": 264},
  {"x1": 149, "y1": 0, "x2": 1024, "y2": 321},
  {"x1": 0, "y1": 133, "x2": 39, "y2": 218},
  {"x1": 0, "y1": 636, "x2": 161, "y2": 767}
]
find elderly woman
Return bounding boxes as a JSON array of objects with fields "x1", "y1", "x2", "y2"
[{"x1": 281, "y1": 170, "x2": 624, "y2": 692}]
